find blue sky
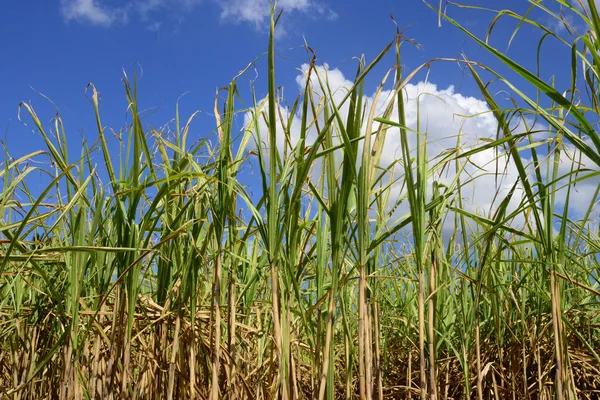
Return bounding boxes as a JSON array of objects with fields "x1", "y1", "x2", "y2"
[
  {"x1": 2, "y1": 0, "x2": 595, "y2": 225},
  {"x1": 1, "y1": 0, "x2": 542, "y2": 153}
]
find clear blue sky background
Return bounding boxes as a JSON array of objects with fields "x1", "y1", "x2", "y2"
[{"x1": 0, "y1": 0, "x2": 570, "y2": 159}]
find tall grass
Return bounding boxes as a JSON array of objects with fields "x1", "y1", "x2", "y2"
[{"x1": 2, "y1": 1, "x2": 600, "y2": 399}]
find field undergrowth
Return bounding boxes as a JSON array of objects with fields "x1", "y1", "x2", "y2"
[{"x1": 2, "y1": 1, "x2": 600, "y2": 399}]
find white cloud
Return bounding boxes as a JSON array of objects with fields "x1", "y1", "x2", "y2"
[
  {"x1": 291, "y1": 64, "x2": 517, "y2": 219},
  {"x1": 60, "y1": 0, "x2": 334, "y2": 29},
  {"x1": 217, "y1": 0, "x2": 334, "y2": 26},
  {"x1": 59, "y1": 0, "x2": 207, "y2": 29},
  {"x1": 244, "y1": 63, "x2": 600, "y2": 237},
  {"x1": 60, "y1": 0, "x2": 125, "y2": 27}
]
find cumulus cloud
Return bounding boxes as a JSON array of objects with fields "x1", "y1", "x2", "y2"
[
  {"x1": 245, "y1": 63, "x2": 600, "y2": 237},
  {"x1": 59, "y1": 0, "x2": 334, "y2": 29},
  {"x1": 292, "y1": 63, "x2": 518, "y2": 217}
]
